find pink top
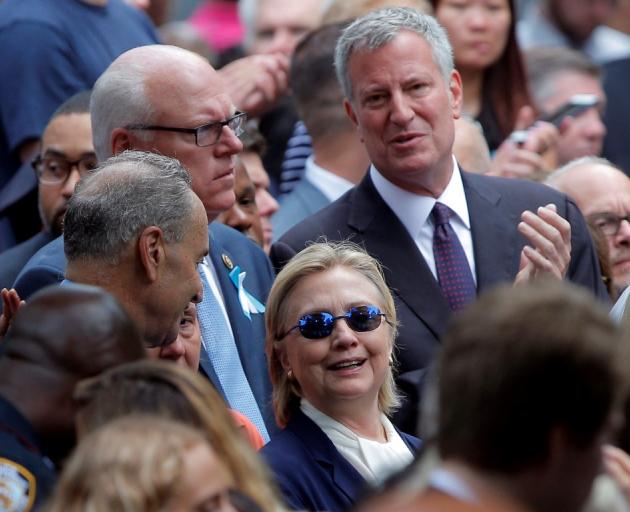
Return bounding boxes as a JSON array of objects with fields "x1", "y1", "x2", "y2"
[{"x1": 188, "y1": 1, "x2": 243, "y2": 51}]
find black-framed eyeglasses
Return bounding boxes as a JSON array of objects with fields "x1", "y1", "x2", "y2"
[
  {"x1": 279, "y1": 305, "x2": 389, "y2": 340},
  {"x1": 31, "y1": 154, "x2": 98, "y2": 185},
  {"x1": 126, "y1": 111, "x2": 247, "y2": 147},
  {"x1": 588, "y1": 212, "x2": 630, "y2": 236}
]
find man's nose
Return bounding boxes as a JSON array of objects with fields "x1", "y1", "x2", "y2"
[{"x1": 390, "y1": 92, "x2": 414, "y2": 126}]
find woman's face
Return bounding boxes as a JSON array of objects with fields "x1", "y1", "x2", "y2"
[
  {"x1": 167, "y1": 442, "x2": 238, "y2": 512},
  {"x1": 436, "y1": 0, "x2": 511, "y2": 72},
  {"x1": 278, "y1": 266, "x2": 392, "y2": 417}
]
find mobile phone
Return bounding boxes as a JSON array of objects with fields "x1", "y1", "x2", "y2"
[{"x1": 539, "y1": 94, "x2": 599, "y2": 127}]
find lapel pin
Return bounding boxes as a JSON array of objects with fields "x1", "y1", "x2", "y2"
[{"x1": 222, "y1": 253, "x2": 234, "y2": 270}]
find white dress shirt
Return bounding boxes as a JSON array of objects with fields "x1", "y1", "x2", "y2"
[
  {"x1": 300, "y1": 400, "x2": 414, "y2": 485},
  {"x1": 305, "y1": 156, "x2": 355, "y2": 203},
  {"x1": 370, "y1": 157, "x2": 476, "y2": 283}
]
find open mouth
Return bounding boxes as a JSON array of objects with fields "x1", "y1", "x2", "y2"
[{"x1": 328, "y1": 358, "x2": 366, "y2": 371}]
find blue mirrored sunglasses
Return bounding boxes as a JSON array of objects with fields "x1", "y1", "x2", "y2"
[{"x1": 279, "y1": 305, "x2": 388, "y2": 340}]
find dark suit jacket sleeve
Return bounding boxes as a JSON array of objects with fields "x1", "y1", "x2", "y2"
[{"x1": 269, "y1": 241, "x2": 298, "y2": 274}]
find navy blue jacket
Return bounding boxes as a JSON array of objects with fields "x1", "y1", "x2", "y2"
[
  {"x1": 0, "y1": 395, "x2": 57, "y2": 511},
  {"x1": 262, "y1": 409, "x2": 420, "y2": 512}
]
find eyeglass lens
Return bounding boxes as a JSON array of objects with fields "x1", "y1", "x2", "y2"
[
  {"x1": 590, "y1": 213, "x2": 630, "y2": 236},
  {"x1": 37, "y1": 155, "x2": 97, "y2": 184},
  {"x1": 298, "y1": 305, "x2": 384, "y2": 339},
  {"x1": 197, "y1": 113, "x2": 246, "y2": 146}
]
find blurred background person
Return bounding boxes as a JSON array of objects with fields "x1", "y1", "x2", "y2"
[
  {"x1": 431, "y1": 0, "x2": 559, "y2": 180},
  {"x1": 262, "y1": 242, "x2": 420, "y2": 512},
  {"x1": 518, "y1": 0, "x2": 630, "y2": 65},
  {"x1": 272, "y1": 22, "x2": 369, "y2": 240},
  {"x1": 47, "y1": 415, "x2": 254, "y2": 512},
  {"x1": 0, "y1": 0, "x2": 158, "y2": 252},
  {"x1": 525, "y1": 47, "x2": 607, "y2": 167},
  {"x1": 0, "y1": 284, "x2": 145, "y2": 511},
  {"x1": 217, "y1": 157, "x2": 265, "y2": 248},
  {"x1": 74, "y1": 360, "x2": 284, "y2": 512},
  {"x1": 238, "y1": 0, "x2": 329, "y2": 193},
  {"x1": 240, "y1": 126, "x2": 279, "y2": 252},
  {"x1": 546, "y1": 157, "x2": 630, "y2": 298},
  {"x1": 0, "y1": 91, "x2": 94, "y2": 293}
]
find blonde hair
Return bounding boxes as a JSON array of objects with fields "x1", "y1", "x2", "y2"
[
  {"x1": 73, "y1": 360, "x2": 283, "y2": 512},
  {"x1": 265, "y1": 241, "x2": 400, "y2": 427},
  {"x1": 46, "y1": 415, "x2": 220, "y2": 511}
]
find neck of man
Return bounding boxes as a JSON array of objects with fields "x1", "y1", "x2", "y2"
[
  {"x1": 440, "y1": 459, "x2": 533, "y2": 511},
  {"x1": 312, "y1": 131, "x2": 370, "y2": 185}
]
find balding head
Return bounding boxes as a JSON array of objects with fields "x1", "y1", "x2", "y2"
[
  {"x1": 0, "y1": 283, "x2": 145, "y2": 463},
  {"x1": 91, "y1": 45, "x2": 243, "y2": 221},
  {"x1": 548, "y1": 157, "x2": 630, "y2": 292}
]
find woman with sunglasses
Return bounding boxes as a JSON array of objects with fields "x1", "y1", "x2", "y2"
[{"x1": 262, "y1": 241, "x2": 420, "y2": 512}]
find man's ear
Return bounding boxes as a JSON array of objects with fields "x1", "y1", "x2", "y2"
[
  {"x1": 344, "y1": 99, "x2": 363, "y2": 142},
  {"x1": 449, "y1": 70, "x2": 463, "y2": 120},
  {"x1": 110, "y1": 127, "x2": 133, "y2": 156},
  {"x1": 138, "y1": 226, "x2": 165, "y2": 283}
]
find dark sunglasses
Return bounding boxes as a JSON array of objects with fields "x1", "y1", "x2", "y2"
[{"x1": 279, "y1": 305, "x2": 389, "y2": 340}]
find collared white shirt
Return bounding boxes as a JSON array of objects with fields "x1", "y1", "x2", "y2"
[
  {"x1": 199, "y1": 256, "x2": 235, "y2": 340},
  {"x1": 300, "y1": 400, "x2": 414, "y2": 485},
  {"x1": 370, "y1": 157, "x2": 476, "y2": 283},
  {"x1": 305, "y1": 156, "x2": 355, "y2": 203}
]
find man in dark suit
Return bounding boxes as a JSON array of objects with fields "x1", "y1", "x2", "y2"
[
  {"x1": 272, "y1": 7, "x2": 608, "y2": 432},
  {"x1": 0, "y1": 91, "x2": 94, "y2": 293},
  {"x1": 15, "y1": 45, "x2": 277, "y2": 440}
]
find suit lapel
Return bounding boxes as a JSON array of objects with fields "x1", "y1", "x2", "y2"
[
  {"x1": 347, "y1": 175, "x2": 450, "y2": 339},
  {"x1": 207, "y1": 228, "x2": 256, "y2": 382},
  {"x1": 289, "y1": 410, "x2": 366, "y2": 502},
  {"x1": 462, "y1": 172, "x2": 520, "y2": 292}
]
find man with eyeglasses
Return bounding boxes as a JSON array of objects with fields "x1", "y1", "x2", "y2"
[
  {"x1": 14, "y1": 45, "x2": 277, "y2": 441},
  {"x1": 547, "y1": 156, "x2": 630, "y2": 298},
  {"x1": 0, "y1": 91, "x2": 95, "y2": 292}
]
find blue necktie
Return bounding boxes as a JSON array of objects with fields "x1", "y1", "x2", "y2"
[
  {"x1": 432, "y1": 202, "x2": 476, "y2": 311},
  {"x1": 196, "y1": 268, "x2": 270, "y2": 441}
]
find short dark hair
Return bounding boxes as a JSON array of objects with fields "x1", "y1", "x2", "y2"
[
  {"x1": 291, "y1": 22, "x2": 351, "y2": 140},
  {"x1": 438, "y1": 281, "x2": 625, "y2": 473},
  {"x1": 50, "y1": 90, "x2": 92, "y2": 120}
]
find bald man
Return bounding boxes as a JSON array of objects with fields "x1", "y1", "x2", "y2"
[
  {"x1": 547, "y1": 157, "x2": 630, "y2": 295},
  {"x1": 0, "y1": 283, "x2": 145, "y2": 510}
]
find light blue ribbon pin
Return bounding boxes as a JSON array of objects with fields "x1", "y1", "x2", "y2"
[{"x1": 228, "y1": 266, "x2": 266, "y2": 319}]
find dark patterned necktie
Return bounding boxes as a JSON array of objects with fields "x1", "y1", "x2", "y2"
[{"x1": 431, "y1": 202, "x2": 476, "y2": 311}]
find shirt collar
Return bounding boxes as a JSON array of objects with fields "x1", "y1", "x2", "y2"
[
  {"x1": 305, "y1": 156, "x2": 355, "y2": 203},
  {"x1": 370, "y1": 156, "x2": 470, "y2": 236}
]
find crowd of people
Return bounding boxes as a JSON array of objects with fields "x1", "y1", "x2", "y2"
[{"x1": 1, "y1": 0, "x2": 630, "y2": 511}]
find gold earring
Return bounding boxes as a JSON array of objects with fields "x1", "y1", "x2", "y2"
[{"x1": 287, "y1": 369, "x2": 293, "y2": 380}]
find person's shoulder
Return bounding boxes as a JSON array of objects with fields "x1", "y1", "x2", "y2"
[
  {"x1": 463, "y1": 171, "x2": 566, "y2": 203},
  {"x1": 277, "y1": 186, "x2": 356, "y2": 248},
  {"x1": 210, "y1": 223, "x2": 268, "y2": 261},
  {"x1": 0, "y1": 0, "x2": 64, "y2": 31}
]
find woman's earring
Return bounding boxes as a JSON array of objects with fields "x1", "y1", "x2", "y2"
[{"x1": 287, "y1": 369, "x2": 293, "y2": 380}]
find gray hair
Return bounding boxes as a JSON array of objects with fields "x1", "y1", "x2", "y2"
[
  {"x1": 334, "y1": 6, "x2": 453, "y2": 101},
  {"x1": 525, "y1": 47, "x2": 601, "y2": 108},
  {"x1": 64, "y1": 151, "x2": 195, "y2": 265},
  {"x1": 238, "y1": 0, "x2": 334, "y2": 51},
  {"x1": 546, "y1": 156, "x2": 619, "y2": 186}
]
